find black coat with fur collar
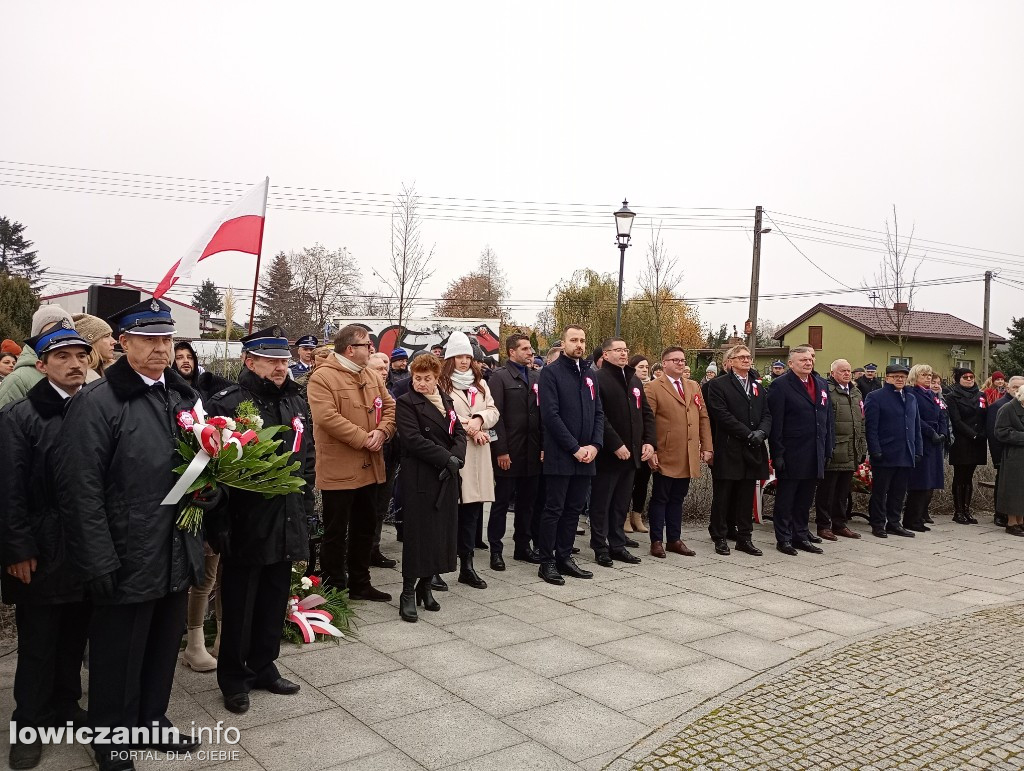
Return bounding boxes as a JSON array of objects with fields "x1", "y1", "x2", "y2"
[
  {"x1": 0, "y1": 378, "x2": 85, "y2": 605},
  {"x1": 53, "y1": 357, "x2": 204, "y2": 603}
]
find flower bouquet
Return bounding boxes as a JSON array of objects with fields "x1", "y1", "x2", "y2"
[
  {"x1": 852, "y1": 459, "x2": 873, "y2": 494},
  {"x1": 162, "y1": 399, "x2": 307, "y2": 534},
  {"x1": 283, "y1": 567, "x2": 358, "y2": 645}
]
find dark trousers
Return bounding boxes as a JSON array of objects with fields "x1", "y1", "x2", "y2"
[
  {"x1": 489, "y1": 475, "x2": 540, "y2": 554},
  {"x1": 373, "y1": 464, "x2": 397, "y2": 551},
  {"x1": 88, "y1": 592, "x2": 188, "y2": 747},
  {"x1": 589, "y1": 461, "x2": 636, "y2": 553},
  {"x1": 903, "y1": 489, "x2": 933, "y2": 528},
  {"x1": 631, "y1": 465, "x2": 652, "y2": 513},
  {"x1": 541, "y1": 475, "x2": 590, "y2": 561},
  {"x1": 869, "y1": 466, "x2": 911, "y2": 530},
  {"x1": 217, "y1": 560, "x2": 291, "y2": 696},
  {"x1": 321, "y1": 484, "x2": 382, "y2": 591},
  {"x1": 648, "y1": 474, "x2": 691, "y2": 544},
  {"x1": 709, "y1": 478, "x2": 755, "y2": 540},
  {"x1": 815, "y1": 470, "x2": 854, "y2": 531},
  {"x1": 773, "y1": 478, "x2": 818, "y2": 544},
  {"x1": 12, "y1": 601, "x2": 89, "y2": 728},
  {"x1": 458, "y1": 502, "x2": 484, "y2": 557},
  {"x1": 951, "y1": 464, "x2": 977, "y2": 511}
]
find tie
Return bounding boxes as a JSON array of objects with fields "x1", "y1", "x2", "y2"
[{"x1": 675, "y1": 380, "x2": 684, "y2": 399}]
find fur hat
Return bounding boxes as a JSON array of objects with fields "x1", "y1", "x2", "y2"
[
  {"x1": 31, "y1": 305, "x2": 75, "y2": 337},
  {"x1": 444, "y1": 331, "x2": 473, "y2": 359},
  {"x1": 72, "y1": 313, "x2": 113, "y2": 344},
  {"x1": 1, "y1": 339, "x2": 21, "y2": 356}
]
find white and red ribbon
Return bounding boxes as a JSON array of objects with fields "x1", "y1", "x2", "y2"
[
  {"x1": 632, "y1": 386, "x2": 641, "y2": 409},
  {"x1": 448, "y1": 409, "x2": 457, "y2": 435},
  {"x1": 694, "y1": 392, "x2": 702, "y2": 409},
  {"x1": 820, "y1": 389, "x2": 828, "y2": 406},
  {"x1": 373, "y1": 396, "x2": 383, "y2": 425},
  {"x1": 467, "y1": 385, "x2": 478, "y2": 407},
  {"x1": 859, "y1": 399, "x2": 865, "y2": 417},
  {"x1": 752, "y1": 382, "x2": 760, "y2": 397},
  {"x1": 287, "y1": 595, "x2": 345, "y2": 643},
  {"x1": 980, "y1": 396, "x2": 987, "y2": 409},
  {"x1": 585, "y1": 377, "x2": 595, "y2": 400},
  {"x1": 532, "y1": 383, "x2": 539, "y2": 406},
  {"x1": 937, "y1": 398, "x2": 947, "y2": 410},
  {"x1": 291, "y1": 416, "x2": 304, "y2": 453}
]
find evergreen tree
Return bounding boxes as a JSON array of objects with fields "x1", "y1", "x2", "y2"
[
  {"x1": 191, "y1": 279, "x2": 224, "y2": 316},
  {"x1": 0, "y1": 217, "x2": 45, "y2": 291},
  {"x1": 993, "y1": 317, "x2": 1024, "y2": 376},
  {"x1": 529, "y1": 330, "x2": 539, "y2": 351},
  {"x1": 255, "y1": 251, "x2": 309, "y2": 333},
  {"x1": 0, "y1": 275, "x2": 40, "y2": 342}
]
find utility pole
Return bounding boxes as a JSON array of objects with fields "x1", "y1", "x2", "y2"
[
  {"x1": 747, "y1": 205, "x2": 764, "y2": 361},
  {"x1": 982, "y1": 270, "x2": 992, "y2": 381}
]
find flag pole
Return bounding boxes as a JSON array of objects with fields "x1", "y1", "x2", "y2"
[{"x1": 247, "y1": 177, "x2": 270, "y2": 332}]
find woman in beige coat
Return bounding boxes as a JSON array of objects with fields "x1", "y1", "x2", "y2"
[{"x1": 440, "y1": 332, "x2": 499, "y2": 590}]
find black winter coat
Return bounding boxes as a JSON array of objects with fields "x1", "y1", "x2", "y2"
[
  {"x1": 206, "y1": 368, "x2": 316, "y2": 566},
  {"x1": 995, "y1": 399, "x2": 1024, "y2": 516},
  {"x1": 987, "y1": 393, "x2": 1013, "y2": 467},
  {"x1": 0, "y1": 379, "x2": 84, "y2": 605},
  {"x1": 539, "y1": 355, "x2": 604, "y2": 476},
  {"x1": 54, "y1": 357, "x2": 204, "y2": 603},
  {"x1": 946, "y1": 383, "x2": 988, "y2": 466},
  {"x1": 704, "y1": 373, "x2": 772, "y2": 480},
  {"x1": 489, "y1": 362, "x2": 543, "y2": 478},
  {"x1": 595, "y1": 364, "x2": 655, "y2": 470},
  {"x1": 396, "y1": 390, "x2": 467, "y2": 577},
  {"x1": 766, "y1": 370, "x2": 835, "y2": 480},
  {"x1": 854, "y1": 375, "x2": 882, "y2": 399}
]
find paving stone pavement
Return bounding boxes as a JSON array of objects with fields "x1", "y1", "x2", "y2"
[{"x1": 3, "y1": 511, "x2": 1024, "y2": 770}]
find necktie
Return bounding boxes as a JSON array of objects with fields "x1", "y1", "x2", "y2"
[{"x1": 675, "y1": 380, "x2": 684, "y2": 399}]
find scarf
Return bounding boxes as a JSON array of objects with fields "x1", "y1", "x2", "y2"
[
  {"x1": 424, "y1": 390, "x2": 445, "y2": 415},
  {"x1": 334, "y1": 353, "x2": 364, "y2": 374},
  {"x1": 451, "y1": 368, "x2": 477, "y2": 391}
]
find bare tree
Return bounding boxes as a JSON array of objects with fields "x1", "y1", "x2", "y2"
[
  {"x1": 290, "y1": 243, "x2": 361, "y2": 332},
  {"x1": 635, "y1": 223, "x2": 684, "y2": 352},
  {"x1": 534, "y1": 306, "x2": 556, "y2": 338},
  {"x1": 867, "y1": 206, "x2": 923, "y2": 357},
  {"x1": 359, "y1": 290, "x2": 396, "y2": 317},
  {"x1": 378, "y1": 183, "x2": 435, "y2": 330}
]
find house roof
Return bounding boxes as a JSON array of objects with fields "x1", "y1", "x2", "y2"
[
  {"x1": 41, "y1": 283, "x2": 200, "y2": 313},
  {"x1": 776, "y1": 303, "x2": 1006, "y2": 344}
]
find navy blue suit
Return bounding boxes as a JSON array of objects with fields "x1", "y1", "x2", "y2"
[
  {"x1": 538, "y1": 355, "x2": 605, "y2": 561},
  {"x1": 865, "y1": 383, "x2": 922, "y2": 531},
  {"x1": 766, "y1": 370, "x2": 835, "y2": 545}
]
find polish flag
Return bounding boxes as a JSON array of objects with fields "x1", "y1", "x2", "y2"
[{"x1": 153, "y1": 177, "x2": 269, "y2": 299}]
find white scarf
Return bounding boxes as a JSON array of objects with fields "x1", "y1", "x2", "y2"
[
  {"x1": 334, "y1": 353, "x2": 364, "y2": 374},
  {"x1": 451, "y1": 368, "x2": 477, "y2": 391}
]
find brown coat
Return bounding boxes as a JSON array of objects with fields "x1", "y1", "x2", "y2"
[
  {"x1": 307, "y1": 355, "x2": 396, "y2": 490},
  {"x1": 644, "y1": 376, "x2": 712, "y2": 479}
]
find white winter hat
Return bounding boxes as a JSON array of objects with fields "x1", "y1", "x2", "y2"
[
  {"x1": 706, "y1": 362, "x2": 718, "y2": 374},
  {"x1": 444, "y1": 331, "x2": 474, "y2": 360},
  {"x1": 31, "y1": 305, "x2": 75, "y2": 336}
]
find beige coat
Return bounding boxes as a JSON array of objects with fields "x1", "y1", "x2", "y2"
[
  {"x1": 447, "y1": 379, "x2": 499, "y2": 504},
  {"x1": 644, "y1": 376, "x2": 713, "y2": 478},
  {"x1": 307, "y1": 355, "x2": 396, "y2": 490}
]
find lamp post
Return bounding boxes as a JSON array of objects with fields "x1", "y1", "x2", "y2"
[{"x1": 613, "y1": 199, "x2": 635, "y2": 337}]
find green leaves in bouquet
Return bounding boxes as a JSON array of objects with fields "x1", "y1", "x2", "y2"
[{"x1": 213, "y1": 424, "x2": 306, "y2": 497}]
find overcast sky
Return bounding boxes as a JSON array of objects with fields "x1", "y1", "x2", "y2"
[{"x1": 3, "y1": 1, "x2": 1022, "y2": 343}]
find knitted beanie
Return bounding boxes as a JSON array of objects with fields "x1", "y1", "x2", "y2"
[
  {"x1": 1, "y1": 339, "x2": 21, "y2": 356},
  {"x1": 72, "y1": 313, "x2": 114, "y2": 343},
  {"x1": 444, "y1": 331, "x2": 473, "y2": 359}
]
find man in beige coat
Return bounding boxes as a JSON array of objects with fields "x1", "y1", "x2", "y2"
[
  {"x1": 644, "y1": 346, "x2": 713, "y2": 558},
  {"x1": 307, "y1": 325, "x2": 396, "y2": 601}
]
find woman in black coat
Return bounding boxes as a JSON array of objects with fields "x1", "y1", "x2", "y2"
[
  {"x1": 395, "y1": 354, "x2": 467, "y2": 622},
  {"x1": 945, "y1": 367, "x2": 988, "y2": 524},
  {"x1": 994, "y1": 390, "x2": 1024, "y2": 536}
]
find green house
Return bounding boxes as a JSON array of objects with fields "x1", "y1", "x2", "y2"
[{"x1": 775, "y1": 303, "x2": 1006, "y2": 380}]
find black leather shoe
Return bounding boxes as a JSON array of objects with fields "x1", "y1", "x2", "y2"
[
  {"x1": 490, "y1": 552, "x2": 506, "y2": 571},
  {"x1": 349, "y1": 585, "x2": 392, "y2": 602},
  {"x1": 571, "y1": 546, "x2": 580, "y2": 554},
  {"x1": 923, "y1": 515, "x2": 935, "y2": 524},
  {"x1": 806, "y1": 534, "x2": 823, "y2": 544},
  {"x1": 995, "y1": 514, "x2": 1008, "y2": 527},
  {"x1": 885, "y1": 525, "x2": 915, "y2": 538},
  {"x1": 458, "y1": 554, "x2": 488, "y2": 589},
  {"x1": 735, "y1": 540, "x2": 763, "y2": 556},
  {"x1": 594, "y1": 551, "x2": 614, "y2": 567},
  {"x1": 260, "y1": 677, "x2": 301, "y2": 695},
  {"x1": 624, "y1": 537, "x2": 640, "y2": 548},
  {"x1": 609, "y1": 547, "x2": 642, "y2": 564},
  {"x1": 793, "y1": 540, "x2": 824, "y2": 554},
  {"x1": 538, "y1": 561, "x2": 565, "y2": 585},
  {"x1": 966, "y1": 514, "x2": 979, "y2": 525},
  {"x1": 370, "y1": 549, "x2": 397, "y2": 568},
  {"x1": 224, "y1": 692, "x2": 250, "y2": 714},
  {"x1": 556, "y1": 557, "x2": 594, "y2": 579},
  {"x1": 713, "y1": 538, "x2": 731, "y2": 556},
  {"x1": 776, "y1": 542, "x2": 798, "y2": 556},
  {"x1": 952, "y1": 513, "x2": 970, "y2": 524},
  {"x1": 871, "y1": 529, "x2": 888, "y2": 538},
  {"x1": 415, "y1": 577, "x2": 440, "y2": 611},
  {"x1": 905, "y1": 523, "x2": 929, "y2": 532},
  {"x1": 513, "y1": 548, "x2": 543, "y2": 564},
  {"x1": 9, "y1": 738, "x2": 41, "y2": 770},
  {"x1": 400, "y1": 587, "x2": 418, "y2": 622},
  {"x1": 430, "y1": 574, "x2": 449, "y2": 591}
]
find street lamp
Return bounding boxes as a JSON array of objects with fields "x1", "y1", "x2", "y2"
[{"x1": 613, "y1": 199, "x2": 635, "y2": 337}]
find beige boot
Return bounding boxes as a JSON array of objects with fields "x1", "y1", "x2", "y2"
[
  {"x1": 624, "y1": 512, "x2": 635, "y2": 533},
  {"x1": 631, "y1": 510, "x2": 649, "y2": 533},
  {"x1": 183, "y1": 627, "x2": 217, "y2": 672}
]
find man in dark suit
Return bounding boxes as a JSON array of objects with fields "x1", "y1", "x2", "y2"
[
  {"x1": 705, "y1": 344, "x2": 772, "y2": 557},
  {"x1": 865, "y1": 363, "x2": 922, "y2": 538},
  {"x1": 487, "y1": 334, "x2": 544, "y2": 568},
  {"x1": 538, "y1": 326, "x2": 604, "y2": 585},
  {"x1": 766, "y1": 345, "x2": 834, "y2": 556},
  {"x1": 589, "y1": 337, "x2": 655, "y2": 567}
]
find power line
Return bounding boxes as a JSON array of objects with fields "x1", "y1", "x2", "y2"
[{"x1": 762, "y1": 212, "x2": 859, "y2": 291}]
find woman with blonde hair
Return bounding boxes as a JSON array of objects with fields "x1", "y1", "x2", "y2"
[
  {"x1": 903, "y1": 364, "x2": 949, "y2": 531},
  {"x1": 72, "y1": 313, "x2": 116, "y2": 380}
]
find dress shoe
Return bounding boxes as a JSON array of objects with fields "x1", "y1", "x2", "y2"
[
  {"x1": 923, "y1": 514, "x2": 934, "y2": 524},
  {"x1": 735, "y1": 539, "x2": 763, "y2": 556},
  {"x1": 871, "y1": 529, "x2": 888, "y2": 538},
  {"x1": 610, "y1": 547, "x2": 642, "y2": 564},
  {"x1": 556, "y1": 557, "x2": 594, "y2": 579},
  {"x1": 259, "y1": 677, "x2": 301, "y2": 695},
  {"x1": 624, "y1": 537, "x2": 640, "y2": 548},
  {"x1": 776, "y1": 542, "x2": 798, "y2": 556},
  {"x1": 415, "y1": 577, "x2": 441, "y2": 611},
  {"x1": 430, "y1": 574, "x2": 449, "y2": 591},
  {"x1": 538, "y1": 561, "x2": 565, "y2": 585},
  {"x1": 97, "y1": 751, "x2": 136, "y2": 771},
  {"x1": 594, "y1": 551, "x2": 614, "y2": 567},
  {"x1": 905, "y1": 523, "x2": 930, "y2": 532},
  {"x1": 490, "y1": 552, "x2": 506, "y2": 571},
  {"x1": 806, "y1": 533, "x2": 822, "y2": 544},
  {"x1": 9, "y1": 738, "x2": 41, "y2": 770},
  {"x1": 513, "y1": 548, "x2": 543, "y2": 564},
  {"x1": 833, "y1": 526, "x2": 861, "y2": 539},
  {"x1": 572, "y1": 547, "x2": 581, "y2": 554},
  {"x1": 1006, "y1": 524, "x2": 1024, "y2": 537},
  {"x1": 223, "y1": 692, "x2": 250, "y2": 714},
  {"x1": 885, "y1": 525, "x2": 915, "y2": 538},
  {"x1": 576, "y1": 527, "x2": 586, "y2": 535},
  {"x1": 817, "y1": 528, "x2": 838, "y2": 542},
  {"x1": 793, "y1": 540, "x2": 823, "y2": 554},
  {"x1": 966, "y1": 514, "x2": 979, "y2": 524},
  {"x1": 630, "y1": 511, "x2": 649, "y2": 533},
  {"x1": 370, "y1": 549, "x2": 397, "y2": 568},
  {"x1": 995, "y1": 514, "x2": 1009, "y2": 527},
  {"x1": 458, "y1": 553, "x2": 488, "y2": 589},
  {"x1": 350, "y1": 585, "x2": 392, "y2": 602},
  {"x1": 650, "y1": 541, "x2": 666, "y2": 558},
  {"x1": 713, "y1": 538, "x2": 731, "y2": 556},
  {"x1": 952, "y1": 513, "x2": 971, "y2": 524},
  {"x1": 666, "y1": 540, "x2": 696, "y2": 557}
]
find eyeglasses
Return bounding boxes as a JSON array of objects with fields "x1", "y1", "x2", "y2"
[
  {"x1": 605, "y1": 347, "x2": 629, "y2": 354},
  {"x1": 349, "y1": 342, "x2": 372, "y2": 349},
  {"x1": 663, "y1": 358, "x2": 686, "y2": 365},
  {"x1": 961, "y1": 374, "x2": 975, "y2": 379},
  {"x1": 732, "y1": 355, "x2": 752, "y2": 361}
]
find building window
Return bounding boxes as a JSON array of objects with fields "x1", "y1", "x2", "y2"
[
  {"x1": 808, "y1": 326, "x2": 823, "y2": 350},
  {"x1": 955, "y1": 359, "x2": 975, "y2": 370},
  {"x1": 889, "y1": 356, "x2": 912, "y2": 367}
]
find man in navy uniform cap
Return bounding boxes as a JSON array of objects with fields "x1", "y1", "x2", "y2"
[
  {"x1": 205, "y1": 327, "x2": 316, "y2": 715},
  {"x1": 289, "y1": 334, "x2": 318, "y2": 378},
  {"x1": 54, "y1": 298, "x2": 204, "y2": 770},
  {"x1": 855, "y1": 363, "x2": 882, "y2": 399},
  {"x1": 1, "y1": 320, "x2": 92, "y2": 770}
]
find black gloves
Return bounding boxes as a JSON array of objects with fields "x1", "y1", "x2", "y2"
[
  {"x1": 870, "y1": 453, "x2": 883, "y2": 465},
  {"x1": 193, "y1": 485, "x2": 228, "y2": 512},
  {"x1": 446, "y1": 456, "x2": 463, "y2": 474},
  {"x1": 773, "y1": 457, "x2": 786, "y2": 474},
  {"x1": 747, "y1": 430, "x2": 766, "y2": 446},
  {"x1": 204, "y1": 509, "x2": 232, "y2": 557},
  {"x1": 930, "y1": 433, "x2": 946, "y2": 445},
  {"x1": 88, "y1": 571, "x2": 117, "y2": 601}
]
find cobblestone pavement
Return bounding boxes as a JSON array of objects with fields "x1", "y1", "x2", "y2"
[{"x1": 630, "y1": 603, "x2": 1024, "y2": 770}]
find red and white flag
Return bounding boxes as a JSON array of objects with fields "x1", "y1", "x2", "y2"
[{"x1": 153, "y1": 177, "x2": 269, "y2": 299}]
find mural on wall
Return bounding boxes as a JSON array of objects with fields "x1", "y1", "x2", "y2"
[{"x1": 331, "y1": 317, "x2": 501, "y2": 359}]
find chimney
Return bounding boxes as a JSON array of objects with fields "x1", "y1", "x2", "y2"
[
  {"x1": 113, "y1": 272, "x2": 123, "y2": 286},
  {"x1": 893, "y1": 302, "x2": 908, "y2": 313}
]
